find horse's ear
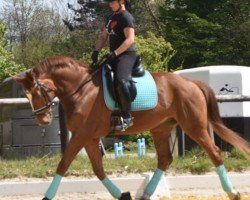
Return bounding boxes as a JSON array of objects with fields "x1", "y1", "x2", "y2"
[
  {"x1": 12, "y1": 74, "x2": 26, "y2": 85},
  {"x1": 12, "y1": 71, "x2": 34, "y2": 87},
  {"x1": 25, "y1": 71, "x2": 34, "y2": 82}
]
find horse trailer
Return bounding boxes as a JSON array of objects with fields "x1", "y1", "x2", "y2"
[{"x1": 175, "y1": 65, "x2": 250, "y2": 154}]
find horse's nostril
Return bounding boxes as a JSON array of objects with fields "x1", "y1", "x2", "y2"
[{"x1": 39, "y1": 121, "x2": 51, "y2": 127}]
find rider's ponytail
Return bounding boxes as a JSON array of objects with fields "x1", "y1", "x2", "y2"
[{"x1": 125, "y1": 0, "x2": 132, "y2": 12}]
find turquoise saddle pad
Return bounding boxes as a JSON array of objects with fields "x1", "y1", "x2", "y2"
[{"x1": 102, "y1": 67, "x2": 158, "y2": 111}]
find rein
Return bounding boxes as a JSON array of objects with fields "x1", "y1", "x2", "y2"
[
  {"x1": 59, "y1": 68, "x2": 100, "y2": 102},
  {"x1": 60, "y1": 58, "x2": 106, "y2": 102}
]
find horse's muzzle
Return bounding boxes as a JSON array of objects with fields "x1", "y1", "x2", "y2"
[{"x1": 36, "y1": 111, "x2": 53, "y2": 127}]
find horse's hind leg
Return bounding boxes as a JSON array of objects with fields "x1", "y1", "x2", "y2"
[
  {"x1": 140, "y1": 123, "x2": 174, "y2": 200},
  {"x1": 183, "y1": 125, "x2": 240, "y2": 200},
  {"x1": 85, "y1": 138, "x2": 132, "y2": 200}
]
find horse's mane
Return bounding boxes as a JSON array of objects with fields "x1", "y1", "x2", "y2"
[{"x1": 32, "y1": 56, "x2": 89, "y2": 77}]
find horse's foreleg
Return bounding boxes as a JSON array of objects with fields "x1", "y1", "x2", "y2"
[
  {"x1": 85, "y1": 139, "x2": 132, "y2": 200},
  {"x1": 42, "y1": 134, "x2": 84, "y2": 200},
  {"x1": 140, "y1": 126, "x2": 173, "y2": 200}
]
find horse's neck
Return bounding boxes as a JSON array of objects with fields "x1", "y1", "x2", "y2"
[{"x1": 52, "y1": 67, "x2": 90, "y2": 100}]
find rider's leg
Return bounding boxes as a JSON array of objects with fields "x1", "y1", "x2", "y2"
[
  {"x1": 112, "y1": 51, "x2": 136, "y2": 130},
  {"x1": 115, "y1": 79, "x2": 133, "y2": 127}
]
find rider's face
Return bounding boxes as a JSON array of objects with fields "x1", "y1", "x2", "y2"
[{"x1": 109, "y1": 0, "x2": 120, "y2": 12}]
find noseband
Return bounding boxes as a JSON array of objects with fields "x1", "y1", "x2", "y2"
[{"x1": 32, "y1": 79, "x2": 56, "y2": 115}]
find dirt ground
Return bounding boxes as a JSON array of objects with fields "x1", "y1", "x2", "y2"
[
  {"x1": 1, "y1": 193, "x2": 250, "y2": 200},
  {"x1": 1, "y1": 172, "x2": 249, "y2": 200}
]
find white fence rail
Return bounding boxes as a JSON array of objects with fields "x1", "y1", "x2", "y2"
[
  {"x1": 216, "y1": 95, "x2": 250, "y2": 102},
  {"x1": 1, "y1": 95, "x2": 250, "y2": 105},
  {"x1": 0, "y1": 98, "x2": 59, "y2": 105}
]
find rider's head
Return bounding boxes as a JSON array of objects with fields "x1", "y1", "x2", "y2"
[{"x1": 107, "y1": 0, "x2": 130, "y2": 12}]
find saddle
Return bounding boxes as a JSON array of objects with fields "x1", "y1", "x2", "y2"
[{"x1": 104, "y1": 56, "x2": 145, "y2": 103}]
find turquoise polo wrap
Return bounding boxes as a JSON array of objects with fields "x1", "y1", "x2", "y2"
[
  {"x1": 144, "y1": 169, "x2": 164, "y2": 196},
  {"x1": 216, "y1": 165, "x2": 233, "y2": 192},
  {"x1": 102, "y1": 177, "x2": 122, "y2": 198},
  {"x1": 45, "y1": 174, "x2": 62, "y2": 199}
]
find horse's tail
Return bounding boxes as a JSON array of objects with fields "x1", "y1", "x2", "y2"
[{"x1": 193, "y1": 80, "x2": 250, "y2": 158}]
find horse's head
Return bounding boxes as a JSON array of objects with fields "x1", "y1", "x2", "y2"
[{"x1": 13, "y1": 71, "x2": 57, "y2": 127}]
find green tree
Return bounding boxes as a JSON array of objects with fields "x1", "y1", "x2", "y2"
[
  {"x1": 0, "y1": 21, "x2": 25, "y2": 83},
  {"x1": 136, "y1": 32, "x2": 176, "y2": 72},
  {"x1": 209, "y1": 0, "x2": 250, "y2": 66},
  {"x1": 2, "y1": 0, "x2": 69, "y2": 67},
  {"x1": 160, "y1": 0, "x2": 250, "y2": 68},
  {"x1": 130, "y1": 0, "x2": 165, "y2": 35}
]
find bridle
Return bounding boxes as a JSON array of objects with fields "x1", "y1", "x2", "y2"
[
  {"x1": 32, "y1": 79, "x2": 56, "y2": 115},
  {"x1": 31, "y1": 57, "x2": 106, "y2": 115}
]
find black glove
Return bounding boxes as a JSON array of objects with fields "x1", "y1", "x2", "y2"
[
  {"x1": 105, "y1": 51, "x2": 117, "y2": 64},
  {"x1": 91, "y1": 50, "x2": 99, "y2": 64}
]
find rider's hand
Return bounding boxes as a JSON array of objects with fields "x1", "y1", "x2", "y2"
[
  {"x1": 105, "y1": 51, "x2": 117, "y2": 64},
  {"x1": 91, "y1": 50, "x2": 99, "y2": 64}
]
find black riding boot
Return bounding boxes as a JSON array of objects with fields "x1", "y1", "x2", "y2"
[{"x1": 114, "y1": 79, "x2": 133, "y2": 131}]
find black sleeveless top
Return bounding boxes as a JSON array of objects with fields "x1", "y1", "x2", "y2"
[{"x1": 105, "y1": 11, "x2": 136, "y2": 52}]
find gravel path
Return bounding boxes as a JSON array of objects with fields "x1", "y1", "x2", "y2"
[
  {"x1": 1, "y1": 172, "x2": 250, "y2": 200},
  {"x1": 1, "y1": 194, "x2": 250, "y2": 200}
]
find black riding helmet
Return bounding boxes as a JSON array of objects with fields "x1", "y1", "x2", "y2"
[{"x1": 105, "y1": 0, "x2": 131, "y2": 12}]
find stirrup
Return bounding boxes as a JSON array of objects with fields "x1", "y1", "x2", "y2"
[{"x1": 113, "y1": 117, "x2": 133, "y2": 131}]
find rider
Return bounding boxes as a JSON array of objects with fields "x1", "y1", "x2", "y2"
[{"x1": 91, "y1": 0, "x2": 136, "y2": 131}]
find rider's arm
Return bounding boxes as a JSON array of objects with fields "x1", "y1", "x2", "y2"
[
  {"x1": 94, "y1": 27, "x2": 109, "y2": 52},
  {"x1": 114, "y1": 27, "x2": 135, "y2": 56}
]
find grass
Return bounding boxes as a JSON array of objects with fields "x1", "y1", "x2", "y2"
[{"x1": 0, "y1": 148, "x2": 249, "y2": 179}]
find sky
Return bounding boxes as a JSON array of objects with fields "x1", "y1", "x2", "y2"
[
  {"x1": 0, "y1": 0, "x2": 78, "y2": 19},
  {"x1": 44, "y1": 0, "x2": 77, "y2": 18},
  {"x1": 44, "y1": 0, "x2": 78, "y2": 18}
]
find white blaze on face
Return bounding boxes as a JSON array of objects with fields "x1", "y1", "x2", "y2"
[{"x1": 25, "y1": 91, "x2": 35, "y2": 110}]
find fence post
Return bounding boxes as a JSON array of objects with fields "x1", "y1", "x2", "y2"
[
  {"x1": 114, "y1": 142, "x2": 123, "y2": 159},
  {"x1": 137, "y1": 138, "x2": 146, "y2": 157}
]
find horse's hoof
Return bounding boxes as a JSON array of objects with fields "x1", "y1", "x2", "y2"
[
  {"x1": 139, "y1": 193, "x2": 151, "y2": 200},
  {"x1": 140, "y1": 198, "x2": 151, "y2": 200},
  {"x1": 227, "y1": 191, "x2": 241, "y2": 200},
  {"x1": 119, "y1": 192, "x2": 132, "y2": 200},
  {"x1": 42, "y1": 197, "x2": 50, "y2": 200}
]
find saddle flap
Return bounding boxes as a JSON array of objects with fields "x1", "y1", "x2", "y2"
[
  {"x1": 104, "y1": 64, "x2": 117, "y2": 101},
  {"x1": 104, "y1": 65, "x2": 137, "y2": 102}
]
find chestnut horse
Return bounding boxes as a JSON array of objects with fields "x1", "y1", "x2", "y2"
[{"x1": 14, "y1": 56, "x2": 250, "y2": 200}]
